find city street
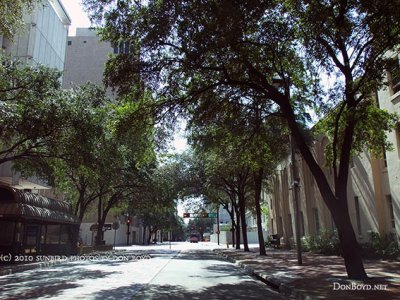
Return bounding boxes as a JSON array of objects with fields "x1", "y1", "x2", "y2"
[{"x1": 0, "y1": 242, "x2": 285, "y2": 300}]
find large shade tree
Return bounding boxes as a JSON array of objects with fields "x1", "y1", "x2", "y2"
[
  {"x1": 84, "y1": 0, "x2": 400, "y2": 279},
  {"x1": 0, "y1": 56, "x2": 72, "y2": 165},
  {"x1": 188, "y1": 91, "x2": 289, "y2": 254}
]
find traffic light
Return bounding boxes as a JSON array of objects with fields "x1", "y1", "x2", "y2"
[
  {"x1": 200, "y1": 212, "x2": 208, "y2": 218},
  {"x1": 127, "y1": 217, "x2": 131, "y2": 225},
  {"x1": 183, "y1": 213, "x2": 191, "y2": 218}
]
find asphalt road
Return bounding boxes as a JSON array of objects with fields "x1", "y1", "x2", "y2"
[
  {"x1": 0, "y1": 242, "x2": 286, "y2": 300},
  {"x1": 134, "y1": 248, "x2": 286, "y2": 299}
]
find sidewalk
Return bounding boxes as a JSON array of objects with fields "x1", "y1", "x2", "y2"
[{"x1": 214, "y1": 247, "x2": 400, "y2": 300}]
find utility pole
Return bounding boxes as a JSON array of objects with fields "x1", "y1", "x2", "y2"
[{"x1": 291, "y1": 134, "x2": 303, "y2": 265}]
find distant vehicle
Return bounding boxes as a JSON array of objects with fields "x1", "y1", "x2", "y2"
[{"x1": 189, "y1": 234, "x2": 199, "y2": 243}]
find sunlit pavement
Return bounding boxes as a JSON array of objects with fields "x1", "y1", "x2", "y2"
[
  {"x1": 0, "y1": 242, "x2": 284, "y2": 300},
  {"x1": 214, "y1": 246, "x2": 400, "y2": 300}
]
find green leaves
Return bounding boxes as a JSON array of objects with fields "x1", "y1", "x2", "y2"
[
  {"x1": 0, "y1": 0, "x2": 41, "y2": 38},
  {"x1": 0, "y1": 56, "x2": 68, "y2": 164},
  {"x1": 315, "y1": 98, "x2": 399, "y2": 166}
]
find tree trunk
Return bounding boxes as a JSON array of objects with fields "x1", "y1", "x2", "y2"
[
  {"x1": 238, "y1": 192, "x2": 249, "y2": 251},
  {"x1": 254, "y1": 169, "x2": 266, "y2": 256},
  {"x1": 235, "y1": 206, "x2": 241, "y2": 249},
  {"x1": 142, "y1": 225, "x2": 147, "y2": 245},
  {"x1": 147, "y1": 228, "x2": 152, "y2": 245},
  {"x1": 230, "y1": 217, "x2": 236, "y2": 247},
  {"x1": 283, "y1": 102, "x2": 367, "y2": 279},
  {"x1": 95, "y1": 197, "x2": 103, "y2": 246},
  {"x1": 334, "y1": 186, "x2": 367, "y2": 279}
]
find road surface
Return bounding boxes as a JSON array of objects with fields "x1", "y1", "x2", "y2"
[{"x1": 0, "y1": 242, "x2": 286, "y2": 299}]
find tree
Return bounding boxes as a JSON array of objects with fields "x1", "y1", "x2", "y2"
[
  {"x1": 0, "y1": 0, "x2": 41, "y2": 38},
  {"x1": 83, "y1": 0, "x2": 400, "y2": 279},
  {"x1": 188, "y1": 143, "x2": 252, "y2": 251},
  {"x1": 0, "y1": 56, "x2": 71, "y2": 165},
  {"x1": 129, "y1": 157, "x2": 185, "y2": 244},
  {"x1": 188, "y1": 94, "x2": 289, "y2": 254}
]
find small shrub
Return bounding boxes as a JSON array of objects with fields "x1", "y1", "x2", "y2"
[
  {"x1": 300, "y1": 229, "x2": 341, "y2": 256},
  {"x1": 301, "y1": 235, "x2": 317, "y2": 252},
  {"x1": 362, "y1": 231, "x2": 400, "y2": 260}
]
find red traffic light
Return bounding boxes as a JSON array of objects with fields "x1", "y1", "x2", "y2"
[{"x1": 127, "y1": 217, "x2": 132, "y2": 225}]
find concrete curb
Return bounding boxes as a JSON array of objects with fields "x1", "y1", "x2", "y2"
[{"x1": 213, "y1": 249, "x2": 315, "y2": 300}]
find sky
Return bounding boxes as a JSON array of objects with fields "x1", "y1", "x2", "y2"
[{"x1": 60, "y1": 0, "x2": 91, "y2": 36}]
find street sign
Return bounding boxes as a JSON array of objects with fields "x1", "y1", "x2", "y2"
[
  {"x1": 103, "y1": 223, "x2": 112, "y2": 231},
  {"x1": 89, "y1": 223, "x2": 113, "y2": 231},
  {"x1": 112, "y1": 222, "x2": 120, "y2": 230},
  {"x1": 183, "y1": 212, "x2": 218, "y2": 218}
]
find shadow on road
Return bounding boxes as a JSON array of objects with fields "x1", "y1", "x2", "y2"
[
  {"x1": 132, "y1": 282, "x2": 283, "y2": 300},
  {"x1": 0, "y1": 265, "x2": 116, "y2": 299}
]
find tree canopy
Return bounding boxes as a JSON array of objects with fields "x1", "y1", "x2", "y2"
[
  {"x1": 84, "y1": 0, "x2": 400, "y2": 279},
  {"x1": 0, "y1": 56, "x2": 80, "y2": 165}
]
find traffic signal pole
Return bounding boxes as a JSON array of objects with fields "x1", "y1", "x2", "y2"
[{"x1": 126, "y1": 216, "x2": 131, "y2": 246}]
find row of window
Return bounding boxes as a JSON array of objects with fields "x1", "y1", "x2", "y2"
[
  {"x1": 271, "y1": 193, "x2": 396, "y2": 238},
  {"x1": 388, "y1": 57, "x2": 400, "y2": 95},
  {"x1": 67, "y1": 40, "x2": 132, "y2": 55}
]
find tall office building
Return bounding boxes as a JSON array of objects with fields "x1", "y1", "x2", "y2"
[
  {"x1": 63, "y1": 28, "x2": 114, "y2": 89},
  {"x1": 0, "y1": 0, "x2": 71, "y2": 193},
  {"x1": 1, "y1": 0, "x2": 70, "y2": 72}
]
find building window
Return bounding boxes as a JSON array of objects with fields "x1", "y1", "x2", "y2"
[
  {"x1": 288, "y1": 214, "x2": 293, "y2": 237},
  {"x1": 396, "y1": 124, "x2": 400, "y2": 160},
  {"x1": 313, "y1": 208, "x2": 320, "y2": 234},
  {"x1": 387, "y1": 195, "x2": 396, "y2": 229},
  {"x1": 67, "y1": 41, "x2": 72, "y2": 46},
  {"x1": 271, "y1": 218, "x2": 274, "y2": 234},
  {"x1": 387, "y1": 57, "x2": 400, "y2": 95},
  {"x1": 382, "y1": 145, "x2": 388, "y2": 168},
  {"x1": 113, "y1": 41, "x2": 131, "y2": 54},
  {"x1": 300, "y1": 211, "x2": 305, "y2": 237},
  {"x1": 354, "y1": 196, "x2": 362, "y2": 235}
]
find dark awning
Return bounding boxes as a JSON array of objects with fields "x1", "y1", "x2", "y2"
[
  {"x1": 0, "y1": 202, "x2": 79, "y2": 224},
  {"x1": 0, "y1": 186, "x2": 79, "y2": 224}
]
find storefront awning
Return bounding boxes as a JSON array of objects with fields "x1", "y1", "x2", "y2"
[
  {"x1": 0, "y1": 202, "x2": 79, "y2": 224},
  {"x1": 0, "y1": 185, "x2": 79, "y2": 224}
]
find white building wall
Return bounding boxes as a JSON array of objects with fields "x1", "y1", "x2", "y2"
[
  {"x1": 4, "y1": 0, "x2": 70, "y2": 72},
  {"x1": 63, "y1": 28, "x2": 115, "y2": 93},
  {"x1": 377, "y1": 52, "x2": 400, "y2": 238},
  {"x1": 79, "y1": 221, "x2": 143, "y2": 246}
]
